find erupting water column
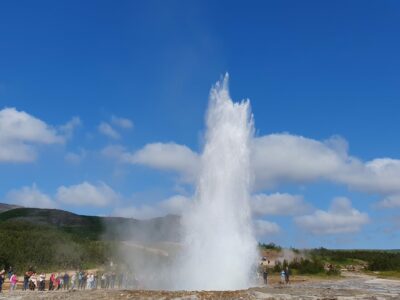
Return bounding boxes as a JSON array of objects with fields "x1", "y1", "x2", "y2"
[{"x1": 178, "y1": 75, "x2": 258, "y2": 290}]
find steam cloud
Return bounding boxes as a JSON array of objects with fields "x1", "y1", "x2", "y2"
[{"x1": 114, "y1": 75, "x2": 258, "y2": 290}]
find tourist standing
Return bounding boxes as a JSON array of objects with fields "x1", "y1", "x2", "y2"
[
  {"x1": 49, "y1": 273, "x2": 55, "y2": 290},
  {"x1": 78, "y1": 271, "x2": 83, "y2": 289},
  {"x1": 111, "y1": 271, "x2": 116, "y2": 289},
  {"x1": 105, "y1": 272, "x2": 110, "y2": 289},
  {"x1": 280, "y1": 270, "x2": 286, "y2": 284},
  {"x1": 71, "y1": 272, "x2": 77, "y2": 289},
  {"x1": 57, "y1": 273, "x2": 64, "y2": 290},
  {"x1": 56, "y1": 273, "x2": 61, "y2": 290},
  {"x1": 263, "y1": 267, "x2": 268, "y2": 285},
  {"x1": 285, "y1": 266, "x2": 290, "y2": 284},
  {"x1": 7, "y1": 267, "x2": 13, "y2": 280},
  {"x1": 9, "y1": 272, "x2": 18, "y2": 291},
  {"x1": 63, "y1": 272, "x2": 70, "y2": 290},
  {"x1": 29, "y1": 272, "x2": 37, "y2": 290},
  {"x1": 117, "y1": 272, "x2": 124, "y2": 288},
  {"x1": 24, "y1": 266, "x2": 34, "y2": 291},
  {"x1": 94, "y1": 272, "x2": 98, "y2": 289},
  {"x1": 101, "y1": 273, "x2": 106, "y2": 288},
  {"x1": 0, "y1": 268, "x2": 5, "y2": 293},
  {"x1": 39, "y1": 273, "x2": 46, "y2": 291}
]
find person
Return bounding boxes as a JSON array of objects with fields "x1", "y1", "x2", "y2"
[
  {"x1": 0, "y1": 268, "x2": 5, "y2": 293},
  {"x1": 101, "y1": 273, "x2": 106, "y2": 289},
  {"x1": 39, "y1": 273, "x2": 46, "y2": 291},
  {"x1": 71, "y1": 272, "x2": 77, "y2": 290},
  {"x1": 7, "y1": 266, "x2": 13, "y2": 280},
  {"x1": 29, "y1": 272, "x2": 37, "y2": 290},
  {"x1": 87, "y1": 273, "x2": 95, "y2": 289},
  {"x1": 111, "y1": 271, "x2": 116, "y2": 289},
  {"x1": 23, "y1": 270, "x2": 30, "y2": 290},
  {"x1": 25, "y1": 266, "x2": 34, "y2": 291},
  {"x1": 262, "y1": 267, "x2": 268, "y2": 285},
  {"x1": 9, "y1": 272, "x2": 18, "y2": 291},
  {"x1": 285, "y1": 266, "x2": 290, "y2": 284},
  {"x1": 105, "y1": 272, "x2": 110, "y2": 289},
  {"x1": 78, "y1": 271, "x2": 84, "y2": 289},
  {"x1": 86, "y1": 273, "x2": 90, "y2": 289},
  {"x1": 118, "y1": 272, "x2": 124, "y2": 289},
  {"x1": 57, "y1": 273, "x2": 64, "y2": 290},
  {"x1": 55, "y1": 273, "x2": 61, "y2": 290},
  {"x1": 94, "y1": 272, "x2": 98, "y2": 289},
  {"x1": 82, "y1": 272, "x2": 87, "y2": 290},
  {"x1": 280, "y1": 269, "x2": 286, "y2": 284},
  {"x1": 49, "y1": 273, "x2": 55, "y2": 290},
  {"x1": 63, "y1": 272, "x2": 69, "y2": 290}
]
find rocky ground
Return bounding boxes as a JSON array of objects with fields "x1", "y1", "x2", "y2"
[{"x1": 1, "y1": 272, "x2": 399, "y2": 299}]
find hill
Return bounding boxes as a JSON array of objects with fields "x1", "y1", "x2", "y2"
[
  {"x1": 0, "y1": 207, "x2": 180, "y2": 242},
  {"x1": 0, "y1": 205, "x2": 180, "y2": 272},
  {"x1": 0, "y1": 203, "x2": 21, "y2": 213}
]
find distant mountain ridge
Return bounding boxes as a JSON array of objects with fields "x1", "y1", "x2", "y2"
[
  {"x1": 0, "y1": 204, "x2": 181, "y2": 243},
  {"x1": 0, "y1": 203, "x2": 181, "y2": 271},
  {"x1": 0, "y1": 203, "x2": 21, "y2": 213}
]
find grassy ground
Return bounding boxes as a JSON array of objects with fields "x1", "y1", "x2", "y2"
[{"x1": 364, "y1": 270, "x2": 400, "y2": 279}]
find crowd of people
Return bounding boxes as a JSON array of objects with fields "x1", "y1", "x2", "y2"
[
  {"x1": 0, "y1": 261, "x2": 290, "y2": 292},
  {"x1": 0, "y1": 266, "x2": 139, "y2": 292}
]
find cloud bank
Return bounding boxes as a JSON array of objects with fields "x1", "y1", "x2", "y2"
[
  {"x1": 251, "y1": 193, "x2": 310, "y2": 216},
  {"x1": 4, "y1": 182, "x2": 120, "y2": 209},
  {"x1": 295, "y1": 197, "x2": 369, "y2": 235},
  {"x1": 56, "y1": 181, "x2": 120, "y2": 207},
  {"x1": 107, "y1": 134, "x2": 400, "y2": 200},
  {"x1": 103, "y1": 143, "x2": 200, "y2": 182},
  {"x1": 4, "y1": 184, "x2": 57, "y2": 209},
  {"x1": 253, "y1": 220, "x2": 280, "y2": 237},
  {"x1": 0, "y1": 107, "x2": 79, "y2": 163}
]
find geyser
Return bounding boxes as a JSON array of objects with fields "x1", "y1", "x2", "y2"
[{"x1": 177, "y1": 74, "x2": 258, "y2": 290}]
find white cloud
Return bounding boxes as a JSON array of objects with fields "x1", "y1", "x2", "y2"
[
  {"x1": 98, "y1": 122, "x2": 120, "y2": 139},
  {"x1": 111, "y1": 115, "x2": 133, "y2": 129},
  {"x1": 0, "y1": 107, "x2": 64, "y2": 162},
  {"x1": 56, "y1": 181, "x2": 119, "y2": 207},
  {"x1": 251, "y1": 193, "x2": 310, "y2": 216},
  {"x1": 103, "y1": 143, "x2": 200, "y2": 182},
  {"x1": 253, "y1": 220, "x2": 280, "y2": 237},
  {"x1": 340, "y1": 158, "x2": 400, "y2": 195},
  {"x1": 251, "y1": 134, "x2": 350, "y2": 188},
  {"x1": 376, "y1": 194, "x2": 400, "y2": 208},
  {"x1": 295, "y1": 197, "x2": 369, "y2": 235},
  {"x1": 252, "y1": 134, "x2": 400, "y2": 196},
  {"x1": 4, "y1": 184, "x2": 57, "y2": 209},
  {"x1": 103, "y1": 133, "x2": 400, "y2": 206},
  {"x1": 59, "y1": 116, "x2": 81, "y2": 139},
  {"x1": 113, "y1": 194, "x2": 191, "y2": 219},
  {"x1": 132, "y1": 143, "x2": 199, "y2": 178}
]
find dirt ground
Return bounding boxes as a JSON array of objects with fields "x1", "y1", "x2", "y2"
[{"x1": 0, "y1": 272, "x2": 399, "y2": 299}]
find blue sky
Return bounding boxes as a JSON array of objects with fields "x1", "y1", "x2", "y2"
[{"x1": 0, "y1": 0, "x2": 399, "y2": 249}]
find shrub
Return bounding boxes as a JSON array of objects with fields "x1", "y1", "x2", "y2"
[
  {"x1": 258, "y1": 242, "x2": 282, "y2": 251},
  {"x1": 289, "y1": 258, "x2": 324, "y2": 274}
]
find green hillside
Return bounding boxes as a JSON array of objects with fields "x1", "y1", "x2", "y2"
[{"x1": 0, "y1": 206, "x2": 180, "y2": 272}]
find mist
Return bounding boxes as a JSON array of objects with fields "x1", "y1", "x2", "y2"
[{"x1": 109, "y1": 75, "x2": 259, "y2": 291}]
